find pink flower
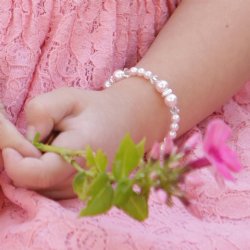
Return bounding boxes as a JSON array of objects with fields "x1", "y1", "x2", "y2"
[
  {"x1": 155, "y1": 189, "x2": 167, "y2": 204},
  {"x1": 149, "y1": 137, "x2": 175, "y2": 161},
  {"x1": 162, "y1": 136, "x2": 175, "y2": 156},
  {"x1": 203, "y1": 119, "x2": 241, "y2": 180},
  {"x1": 181, "y1": 132, "x2": 201, "y2": 153},
  {"x1": 149, "y1": 142, "x2": 161, "y2": 160}
]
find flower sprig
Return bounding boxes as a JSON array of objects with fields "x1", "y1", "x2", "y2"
[{"x1": 32, "y1": 119, "x2": 241, "y2": 221}]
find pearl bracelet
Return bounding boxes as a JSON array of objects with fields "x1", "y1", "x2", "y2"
[{"x1": 104, "y1": 67, "x2": 180, "y2": 144}]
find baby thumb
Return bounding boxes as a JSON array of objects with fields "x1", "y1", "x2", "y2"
[{"x1": 25, "y1": 88, "x2": 78, "y2": 141}]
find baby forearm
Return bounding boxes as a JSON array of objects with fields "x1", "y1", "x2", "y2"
[{"x1": 132, "y1": 0, "x2": 250, "y2": 139}]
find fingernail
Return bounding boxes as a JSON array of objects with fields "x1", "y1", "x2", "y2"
[{"x1": 26, "y1": 126, "x2": 36, "y2": 142}]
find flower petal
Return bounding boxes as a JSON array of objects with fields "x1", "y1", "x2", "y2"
[
  {"x1": 149, "y1": 142, "x2": 161, "y2": 160},
  {"x1": 206, "y1": 153, "x2": 234, "y2": 180},
  {"x1": 188, "y1": 157, "x2": 210, "y2": 169},
  {"x1": 220, "y1": 146, "x2": 242, "y2": 172},
  {"x1": 155, "y1": 189, "x2": 167, "y2": 204},
  {"x1": 162, "y1": 136, "x2": 175, "y2": 156},
  {"x1": 204, "y1": 119, "x2": 231, "y2": 152},
  {"x1": 182, "y1": 132, "x2": 201, "y2": 152}
]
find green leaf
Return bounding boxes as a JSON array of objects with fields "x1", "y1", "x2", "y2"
[
  {"x1": 112, "y1": 134, "x2": 145, "y2": 180},
  {"x1": 85, "y1": 147, "x2": 108, "y2": 172},
  {"x1": 73, "y1": 172, "x2": 91, "y2": 200},
  {"x1": 85, "y1": 146, "x2": 95, "y2": 168},
  {"x1": 118, "y1": 191, "x2": 148, "y2": 221},
  {"x1": 95, "y1": 150, "x2": 108, "y2": 172},
  {"x1": 113, "y1": 179, "x2": 133, "y2": 206},
  {"x1": 86, "y1": 172, "x2": 110, "y2": 195},
  {"x1": 80, "y1": 173, "x2": 113, "y2": 216},
  {"x1": 136, "y1": 138, "x2": 145, "y2": 161}
]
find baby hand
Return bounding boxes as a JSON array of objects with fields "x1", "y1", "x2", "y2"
[
  {"x1": 3, "y1": 78, "x2": 168, "y2": 199},
  {"x1": 2, "y1": 82, "x2": 159, "y2": 198},
  {"x1": 0, "y1": 111, "x2": 41, "y2": 172}
]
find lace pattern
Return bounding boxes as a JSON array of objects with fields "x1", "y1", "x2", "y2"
[{"x1": 1, "y1": 0, "x2": 250, "y2": 249}]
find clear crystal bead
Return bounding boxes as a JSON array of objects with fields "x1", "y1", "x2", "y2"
[
  {"x1": 171, "y1": 107, "x2": 180, "y2": 114},
  {"x1": 150, "y1": 75, "x2": 158, "y2": 84},
  {"x1": 162, "y1": 88, "x2": 172, "y2": 97},
  {"x1": 170, "y1": 122, "x2": 179, "y2": 131},
  {"x1": 156, "y1": 80, "x2": 168, "y2": 92}
]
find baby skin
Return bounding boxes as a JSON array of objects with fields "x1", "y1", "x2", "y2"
[{"x1": 1, "y1": 0, "x2": 250, "y2": 199}]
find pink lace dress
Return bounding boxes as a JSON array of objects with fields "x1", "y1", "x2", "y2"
[{"x1": 0, "y1": 0, "x2": 250, "y2": 249}]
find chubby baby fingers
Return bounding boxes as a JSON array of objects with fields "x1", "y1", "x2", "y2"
[
  {"x1": 0, "y1": 114, "x2": 41, "y2": 157},
  {"x1": 25, "y1": 87, "x2": 83, "y2": 141},
  {"x1": 38, "y1": 177, "x2": 76, "y2": 199},
  {"x1": 2, "y1": 148, "x2": 75, "y2": 190}
]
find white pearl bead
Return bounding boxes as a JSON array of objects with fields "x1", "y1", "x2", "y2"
[
  {"x1": 169, "y1": 131, "x2": 177, "y2": 139},
  {"x1": 162, "y1": 88, "x2": 172, "y2": 97},
  {"x1": 137, "y1": 68, "x2": 145, "y2": 76},
  {"x1": 170, "y1": 122, "x2": 179, "y2": 131},
  {"x1": 172, "y1": 114, "x2": 180, "y2": 123},
  {"x1": 156, "y1": 80, "x2": 168, "y2": 93},
  {"x1": 144, "y1": 70, "x2": 153, "y2": 79},
  {"x1": 104, "y1": 80, "x2": 112, "y2": 88},
  {"x1": 129, "y1": 67, "x2": 138, "y2": 75},
  {"x1": 113, "y1": 70, "x2": 125, "y2": 80},
  {"x1": 165, "y1": 94, "x2": 177, "y2": 108}
]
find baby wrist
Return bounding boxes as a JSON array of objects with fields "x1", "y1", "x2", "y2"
[{"x1": 103, "y1": 67, "x2": 180, "y2": 153}]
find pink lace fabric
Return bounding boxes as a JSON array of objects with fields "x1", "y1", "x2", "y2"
[{"x1": 0, "y1": 0, "x2": 250, "y2": 249}]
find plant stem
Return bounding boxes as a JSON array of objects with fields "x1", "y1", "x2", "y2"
[
  {"x1": 34, "y1": 142, "x2": 85, "y2": 158},
  {"x1": 62, "y1": 155, "x2": 83, "y2": 173}
]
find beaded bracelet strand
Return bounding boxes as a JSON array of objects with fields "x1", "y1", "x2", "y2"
[{"x1": 104, "y1": 67, "x2": 180, "y2": 152}]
